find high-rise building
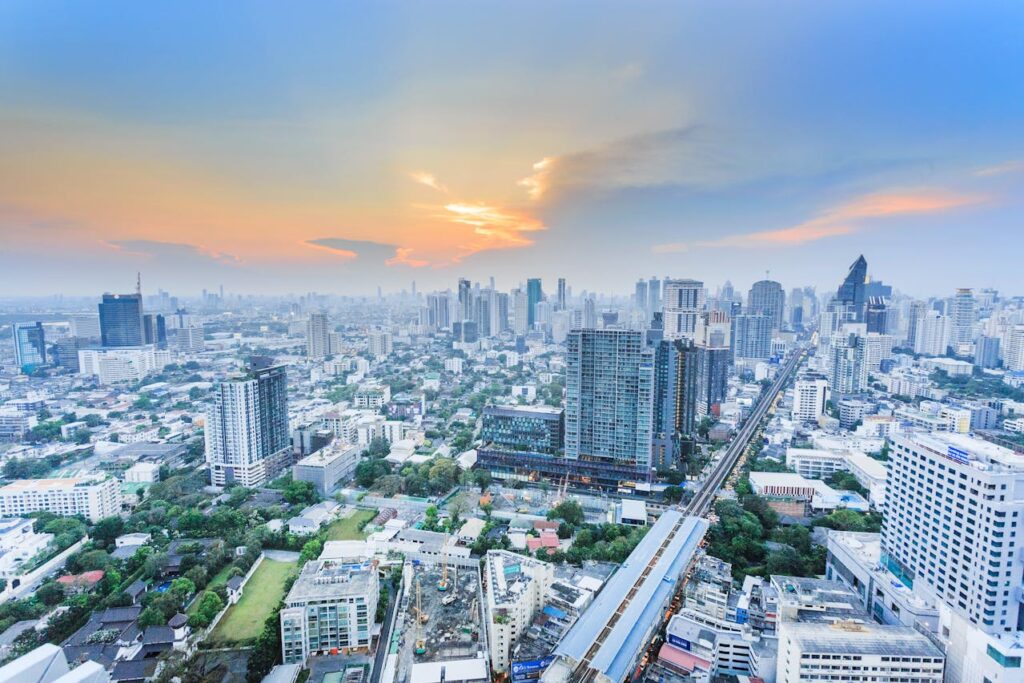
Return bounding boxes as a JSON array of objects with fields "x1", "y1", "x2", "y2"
[
  {"x1": 12, "y1": 322, "x2": 46, "y2": 372},
  {"x1": 1006, "y1": 325, "x2": 1024, "y2": 372},
  {"x1": 582, "y1": 297, "x2": 597, "y2": 329},
  {"x1": 494, "y1": 292, "x2": 510, "y2": 335},
  {"x1": 663, "y1": 278, "x2": 704, "y2": 341},
  {"x1": 367, "y1": 329, "x2": 393, "y2": 357},
  {"x1": 98, "y1": 293, "x2": 144, "y2": 347},
  {"x1": 142, "y1": 313, "x2": 166, "y2": 348},
  {"x1": 526, "y1": 278, "x2": 543, "y2": 327},
  {"x1": 747, "y1": 280, "x2": 785, "y2": 330},
  {"x1": 835, "y1": 255, "x2": 868, "y2": 322},
  {"x1": 827, "y1": 330, "x2": 868, "y2": 395},
  {"x1": 475, "y1": 292, "x2": 492, "y2": 337},
  {"x1": 974, "y1": 335, "x2": 1001, "y2": 369},
  {"x1": 556, "y1": 277, "x2": 567, "y2": 311},
  {"x1": 425, "y1": 293, "x2": 451, "y2": 331},
  {"x1": 635, "y1": 279, "x2": 649, "y2": 318},
  {"x1": 914, "y1": 311, "x2": 951, "y2": 357},
  {"x1": 512, "y1": 289, "x2": 529, "y2": 335},
  {"x1": 651, "y1": 339, "x2": 699, "y2": 470},
  {"x1": 864, "y1": 297, "x2": 889, "y2": 334},
  {"x1": 306, "y1": 313, "x2": 330, "y2": 359},
  {"x1": 792, "y1": 375, "x2": 830, "y2": 422},
  {"x1": 565, "y1": 329, "x2": 654, "y2": 480},
  {"x1": 206, "y1": 364, "x2": 291, "y2": 487},
  {"x1": 905, "y1": 300, "x2": 928, "y2": 349},
  {"x1": 695, "y1": 346, "x2": 730, "y2": 418},
  {"x1": 647, "y1": 277, "x2": 662, "y2": 320},
  {"x1": 458, "y1": 278, "x2": 473, "y2": 321},
  {"x1": 950, "y1": 287, "x2": 976, "y2": 347},
  {"x1": 731, "y1": 314, "x2": 772, "y2": 361},
  {"x1": 68, "y1": 314, "x2": 101, "y2": 340},
  {"x1": 882, "y1": 433, "x2": 1024, "y2": 681}
]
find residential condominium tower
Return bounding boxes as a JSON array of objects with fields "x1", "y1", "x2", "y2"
[
  {"x1": 206, "y1": 364, "x2": 291, "y2": 487},
  {"x1": 565, "y1": 329, "x2": 654, "y2": 482},
  {"x1": 662, "y1": 278, "x2": 704, "y2": 341}
]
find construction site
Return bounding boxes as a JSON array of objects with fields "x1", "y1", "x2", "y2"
[{"x1": 387, "y1": 556, "x2": 489, "y2": 683}]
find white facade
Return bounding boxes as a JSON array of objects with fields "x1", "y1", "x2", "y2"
[
  {"x1": 785, "y1": 448, "x2": 846, "y2": 480},
  {"x1": 882, "y1": 433, "x2": 1024, "y2": 636},
  {"x1": 123, "y1": 462, "x2": 161, "y2": 483},
  {"x1": 0, "y1": 518, "x2": 53, "y2": 580},
  {"x1": 791, "y1": 377, "x2": 829, "y2": 423},
  {"x1": 280, "y1": 560, "x2": 378, "y2": 664},
  {"x1": 914, "y1": 311, "x2": 951, "y2": 357},
  {"x1": 0, "y1": 477, "x2": 122, "y2": 522},
  {"x1": 367, "y1": 330, "x2": 393, "y2": 358},
  {"x1": 484, "y1": 550, "x2": 555, "y2": 672},
  {"x1": 307, "y1": 313, "x2": 330, "y2": 359},
  {"x1": 78, "y1": 346, "x2": 170, "y2": 385},
  {"x1": 662, "y1": 279, "x2": 705, "y2": 341}
]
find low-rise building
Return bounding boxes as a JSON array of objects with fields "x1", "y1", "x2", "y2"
[
  {"x1": 292, "y1": 443, "x2": 360, "y2": 497},
  {"x1": 0, "y1": 476, "x2": 122, "y2": 522},
  {"x1": 280, "y1": 560, "x2": 378, "y2": 664}
]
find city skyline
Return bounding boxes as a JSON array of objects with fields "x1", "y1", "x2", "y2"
[{"x1": 2, "y1": 2, "x2": 1023, "y2": 296}]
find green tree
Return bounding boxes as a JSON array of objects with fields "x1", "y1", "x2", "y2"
[{"x1": 547, "y1": 500, "x2": 585, "y2": 526}]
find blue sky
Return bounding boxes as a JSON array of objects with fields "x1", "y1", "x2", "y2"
[{"x1": 1, "y1": 1, "x2": 1022, "y2": 297}]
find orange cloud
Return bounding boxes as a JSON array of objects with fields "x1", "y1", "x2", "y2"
[
  {"x1": 410, "y1": 171, "x2": 449, "y2": 194},
  {"x1": 386, "y1": 247, "x2": 430, "y2": 268},
  {"x1": 654, "y1": 189, "x2": 985, "y2": 252},
  {"x1": 517, "y1": 157, "x2": 555, "y2": 200}
]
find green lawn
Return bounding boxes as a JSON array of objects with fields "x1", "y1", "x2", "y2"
[
  {"x1": 209, "y1": 558, "x2": 297, "y2": 644},
  {"x1": 325, "y1": 509, "x2": 377, "y2": 541}
]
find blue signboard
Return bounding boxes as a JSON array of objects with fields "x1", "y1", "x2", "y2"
[
  {"x1": 667, "y1": 634, "x2": 691, "y2": 651},
  {"x1": 947, "y1": 446, "x2": 970, "y2": 465},
  {"x1": 511, "y1": 656, "x2": 555, "y2": 681}
]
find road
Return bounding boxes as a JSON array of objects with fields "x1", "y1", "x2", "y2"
[{"x1": 684, "y1": 347, "x2": 806, "y2": 517}]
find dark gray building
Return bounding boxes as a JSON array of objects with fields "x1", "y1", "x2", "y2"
[{"x1": 99, "y1": 293, "x2": 145, "y2": 347}]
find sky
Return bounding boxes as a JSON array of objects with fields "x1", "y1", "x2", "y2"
[{"x1": 1, "y1": 1, "x2": 1023, "y2": 299}]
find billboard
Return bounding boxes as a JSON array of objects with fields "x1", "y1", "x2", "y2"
[{"x1": 511, "y1": 656, "x2": 556, "y2": 682}]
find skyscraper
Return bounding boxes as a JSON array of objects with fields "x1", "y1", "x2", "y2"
[
  {"x1": 458, "y1": 278, "x2": 473, "y2": 321},
  {"x1": 635, "y1": 279, "x2": 649, "y2": 318},
  {"x1": 974, "y1": 335, "x2": 1001, "y2": 369},
  {"x1": 556, "y1": 278, "x2": 567, "y2": 311},
  {"x1": 512, "y1": 289, "x2": 529, "y2": 335},
  {"x1": 864, "y1": 297, "x2": 889, "y2": 334},
  {"x1": 13, "y1": 322, "x2": 46, "y2": 372},
  {"x1": 306, "y1": 313, "x2": 330, "y2": 359},
  {"x1": 950, "y1": 288, "x2": 976, "y2": 347},
  {"x1": 651, "y1": 339, "x2": 699, "y2": 470},
  {"x1": 98, "y1": 293, "x2": 144, "y2": 347},
  {"x1": 827, "y1": 330, "x2": 868, "y2": 395},
  {"x1": 731, "y1": 314, "x2": 773, "y2": 361},
  {"x1": 914, "y1": 311, "x2": 951, "y2": 357},
  {"x1": 206, "y1": 364, "x2": 291, "y2": 487},
  {"x1": 662, "y1": 278, "x2": 704, "y2": 341},
  {"x1": 565, "y1": 329, "x2": 654, "y2": 482},
  {"x1": 647, "y1": 277, "x2": 662, "y2": 321},
  {"x1": 747, "y1": 280, "x2": 785, "y2": 330},
  {"x1": 582, "y1": 296, "x2": 598, "y2": 329},
  {"x1": 526, "y1": 278, "x2": 543, "y2": 327},
  {"x1": 905, "y1": 300, "x2": 928, "y2": 349},
  {"x1": 835, "y1": 255, "x2": 868, "y2": 322},
  {"x1": 143, "y1": 313, "x2": 167, "y2": 348}
]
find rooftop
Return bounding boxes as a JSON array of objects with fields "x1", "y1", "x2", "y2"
[
  {"x1": 285, "y1": 560, "x2": 376, "y2": 603},
  {"x1": 784, "y1": 621, "x2": 943, "y2": 658}
]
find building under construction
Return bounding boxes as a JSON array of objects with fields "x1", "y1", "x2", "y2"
[{"x1": 383, "y1": 556, "x2": 489, "y2": 683}]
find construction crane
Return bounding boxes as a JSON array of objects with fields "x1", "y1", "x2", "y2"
[
  {"x1": 438, "y1": 557, "x2": 451, "y2": 592},
  {"x1": 415, "y1": 579, "x2": 427, "y2": 656}
]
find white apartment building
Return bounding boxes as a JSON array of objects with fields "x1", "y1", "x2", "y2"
[
  {"x1": 484, "y1": 550, "x2": 555, "y2": 673},
  {"x1": 78, "y1": 346, "x2": 171, "y2": 385},
  {"x1": 1006, "y1": 325, "x2": 1024, "y2": 372},
  {"x1": 791, "y1": 377, "x2": 829, "y2": 423},
  {"x1": 280, "y1": 560, "x2": 378, "y2": 664},
  {"x1": 882, "y1": 432, "x2": 1024, "y2": 682},
  {"x1": 307, "y1": 313, "x2": 331, "y2": 359},
  {"x1": 785, "y1": 448, "x2": 847, "y2": 480},
  {"x1": 293, "y1": 443, "x2": 360, "y2": 497},
  {"x1": 172, "y1": 326, "x2": 205, "y2": 354},
  {"x1": 662, "y1": 279, "x2": 705, "y2": 341},
  {"x1": 0, "y1": 476, "x2": 122, "y2": 522},
  {"x1": 914, "y1": 311, "x2": 951, "y2": 357},
  {"x1": 354, "y1": 384, "x2": 391, "y2": 409},
  {"x1": 367, "y1": 330, "x2": 393, "y2": 358}
]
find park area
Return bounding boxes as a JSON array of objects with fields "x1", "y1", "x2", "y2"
[
  {"x1": 209, "y1": 558, "x2": 297, "y2": 644},
  {"x1": 325, "y1": 508, "x2": 377, "y2": 541}
]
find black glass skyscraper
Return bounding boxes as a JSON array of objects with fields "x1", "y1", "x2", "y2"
[
  {"x1": 836, "y1": 255, "x2": 868, "y2": 322},
  {"x1": 99, "y1": 293, "x2": 144, "y2": 347}
]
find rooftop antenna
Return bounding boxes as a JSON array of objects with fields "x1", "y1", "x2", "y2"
[{"x1": 136, "y1": 272, "x2": 142, "y2": 296}]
